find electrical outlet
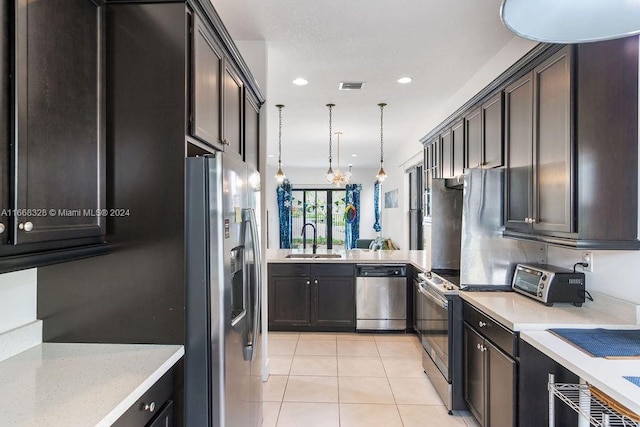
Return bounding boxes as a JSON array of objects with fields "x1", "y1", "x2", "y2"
[{"x1": 582, "y1": 251, "x2": 594, "y2": 272}]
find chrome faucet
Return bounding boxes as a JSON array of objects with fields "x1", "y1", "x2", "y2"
[{"x1": 301, "y1": 223, "x2": 318, "y2": 254}]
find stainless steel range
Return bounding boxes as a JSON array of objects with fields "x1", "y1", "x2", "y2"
[{"x1": 416, "y1": 270, "x2": 465, "y2": 413}]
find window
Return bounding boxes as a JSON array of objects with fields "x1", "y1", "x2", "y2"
[{"x1": 290, "y1": 189, "x2": 346, "y2": 250}]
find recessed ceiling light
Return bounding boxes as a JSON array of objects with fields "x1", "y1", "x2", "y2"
[
  {"x1": 351, "y1": 154, "x2": 358, "y2": 157},
  {"x1": 397, "y1": 77, "x2": 413, "y2": 84},
  {"x1": 292, "y1": 78, "x2": 308, "y2": 86},
  {"x1": 268, "y1": 154, "x2": 275, "y2": 158}
]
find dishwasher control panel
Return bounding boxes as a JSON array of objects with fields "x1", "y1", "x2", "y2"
[{"x1": 356, "y1": 265, "x2": 406, "y2": 277}]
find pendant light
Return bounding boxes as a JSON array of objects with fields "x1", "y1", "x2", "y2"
[
  {"x1": 325, "y1": 104, "x2": 335, "y2": 182},
  {"x1": 376, "y1": 103, "x2": 387, "y2": 182},
  {"x1": 274, "y1": 104, "x2": 286, "y2": 183},
  {"x1": 330, "y1": 132, "x2": 352, "y2": 186},
  {"x1": 500, "y1": 0, "x2": 640, "y2": 43}
]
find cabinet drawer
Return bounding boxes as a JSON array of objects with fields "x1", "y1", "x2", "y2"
[
  {"x1": 463, "y1": 302, "x2": 517, "y2": 358},
  {"x1": 312, "y1": 263, "x2": 354, "y2": 277},
  {"x1": 113, "y1": 369, "x2": 173, "y2": 427},
  {"x1": 269, "y1": 263, "x2": 311, "y2": 276}
]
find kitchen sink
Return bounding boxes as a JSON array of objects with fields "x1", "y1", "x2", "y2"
[{"x1": 285, "y1": 253, "x2": 342, "y2": 259}]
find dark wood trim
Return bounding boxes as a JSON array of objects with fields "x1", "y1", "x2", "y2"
[
  {"x1": 420, "y1": 43, "x2": 563, "y2": 145},
  {"x1": 503, "y1": 230, "x2": 640, "y2": 250},
  {"x1": 0, "y1": 243, "x2": 108, "y2": 273}
]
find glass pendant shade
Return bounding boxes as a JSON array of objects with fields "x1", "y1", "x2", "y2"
[
  {"x1": 325, "y1": 166, "x2": 334, "y2": 182},
  {"x1": 376, "y1": 166, "x2": 387, "y2": 182},
  {"x1": 274, "y1": 104, "x2": 286, "y2": 183},
  {"x1": 275, "y1": 163, "x2": 286, "y2": 183},
  {"x1": 500, "y1": 0, "x2": 640, "y2": 43}
]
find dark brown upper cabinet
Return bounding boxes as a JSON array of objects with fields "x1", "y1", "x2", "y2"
[
  {"x1": 466, "y1": 94, "x2": 504, "y2": 171},
  {"x1": 423, "y1": 38, "x2": 640, "y2": 249},
  {"x1": 506, "y1": 47, "x2": 573, "y2": 235},
  {"x1": 440, "y1": 129, "x2": 453, "y2": 178},
  {"x1": 505, "y1": 72, "x2": 534, "y2": 232},
  {"x1": 222, "y1": 63, "x2": 244, "y2": 156},
  {"x1": 191, "y1": 14, "x2": 223, "y2": 150},
  {"x1": 532, "y1": 47, "x2": 573, "y2": 234},
  {"x1": 465, "y1": 108, "x2": 482, "y2": 169},
  {"x1": 482, "y1": 93, "x2": 504, "y2": 168},
  {"x1": 10, "y1": 0, "x2": 106, "y2": 248},
  {"x1": 244, "y1": 91, "x2": 260, "y2": 171},
  {"x1": 452, "y1": 120, "x2": 465, "y2": 176}
]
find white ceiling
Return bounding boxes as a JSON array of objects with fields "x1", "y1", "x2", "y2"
[{"x1": 211, "y1": 0, "x2": 517, "y2": 169}]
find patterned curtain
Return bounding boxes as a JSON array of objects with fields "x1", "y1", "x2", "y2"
[
  {"x1": 277, "y1": 179, "x2": 292, "y2": 248},
  {"x1": 373, "y1": 181, "x2": 381, "y2": 232},
  {"x1": 344, "y1": 184, "x2": 362, "y2": 249}
]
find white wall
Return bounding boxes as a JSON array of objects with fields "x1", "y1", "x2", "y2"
[
  {"x1": 0, "y1": 269, "x2": 37, "y2": 334},
  {"x1": 265, "y1": 165, "x2": 380, "y2": 249}
]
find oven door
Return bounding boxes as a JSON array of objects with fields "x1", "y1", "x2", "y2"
[{"x1": 418, "y1": 282, "x2": 450, "y2": 381}]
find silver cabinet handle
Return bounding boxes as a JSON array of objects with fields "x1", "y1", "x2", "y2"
[
  {"x1": 477, "y1": 343, "x2": 481, "y2": 350},
  {"x1": 306, "y1": 280, "x2": 310, "y2": 285},
  {"x1": 481, "y1": 345, "x2": 487, "y2": 352},
  {"x1": 530, "y1": 218, "x2": 537, "y2": 224},
  {"x1": 18, "y1": 222, "x2": 34, "y2": 231},
  {"x1": 478, "y1": 321, "x2": 487, "y2": 327},
  {"x1": 524, "y1": 217, "x2": 530, "y2": 223},
  {"x1": 143, "y1": 402, "x2": 156, "y2": 412},
  {"x1": 0, "y1": 224, "x2": 5, "y2": 234},
  {"x1": 314, "y1": 279, "x2": 318, "y2": 284}
]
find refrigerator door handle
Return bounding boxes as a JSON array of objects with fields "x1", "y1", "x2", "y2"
[{"x1": 242, "y1": 208, "x2": 261, "y2": 362}]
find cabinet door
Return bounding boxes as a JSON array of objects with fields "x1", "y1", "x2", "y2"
[
  {"x1": 486, "y1": 340, "x2": 516, "y2": 427},
  {"x1": 465, "y1": 108, "x2": 482, "y2": 169},
  {"x1": 223, "y1": 62, "x2": 243, "y2": 156},
  {"x1": 314, "y1": 276, "x2": 355, "y2": 328},
  {"x1": 452, "y1": 120, "x2": 465, "y2": 176},
  {"x1": 441, "y1": 130, "x2": 453, "y2": 178},
  {"x1": 191, "y1": 14, "x2": 222, "y2": 149},
  {"x1": 464, "y1": 324, "x2": 486, "y2": 426},
  {"x1": 519, "y1": 340, "x2": 578, "y2": 427},
  {"x1": 424, "y1": 144, "x2": 433, "y2": 218},
  {"x1": 482, "y1": 92, "x2": 504, "y2": 169},
  {"x1": 0, "y1": 1, "x2": 8, "y2": 243},
  {"x1": 147, "y1": 400, "x2": 173, "y2": 427},
  {"x1": 244, "y1": 92, "x2": 260, "y2": 171},
  {"x1": 533, "y1": 47, "x2": 573, "y2": 233},
  {"x1": 505, "y1": 72, "x2": 534, "y2": 231},
  {"x1": 14, "y1": 0, "x2": 105, "y2": 244},
  {"x1": 269, "y1": 276, "x2": 312, "y2": 327}
]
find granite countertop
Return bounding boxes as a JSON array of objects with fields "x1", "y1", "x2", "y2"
[
  {"x1": 460, "y1": 291, "x2": 636, "y2": 331},
  {"x1": 0, "y1": 343, "x2": 184, "y2": 426},
  {"x1": 521, "y1": 330, "x2": 640, "y2": 416},
  {"x1": 267, "y1": 248, "x2": 430, "y2": 271}
]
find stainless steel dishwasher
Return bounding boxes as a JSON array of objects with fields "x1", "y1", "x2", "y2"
[{"x1": 356, "y1": 264, "x2": 407, "y2": 330}]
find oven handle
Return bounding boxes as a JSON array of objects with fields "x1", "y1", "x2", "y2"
[{"x1": 418, "y1": 282, "x2": 448, "y2": 309}]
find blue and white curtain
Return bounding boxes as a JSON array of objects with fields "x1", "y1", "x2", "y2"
[
  {"x1": 345, "y1": 184, "x2": 362, "y2": 249},
  {"x1": 277, "y1": 180, "x2": 292, "y2": 249},
  {"x1": 373, "y1": 181, "x2": 381, "y2": 232}
]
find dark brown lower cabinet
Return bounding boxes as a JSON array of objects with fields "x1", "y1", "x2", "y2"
[
  {"x1": 463, "y1": 310, "x2": 517, "y2": 427},
  {"x1": 268, "y1": 263, "x2": 355, "y2": 332},
  {"x1": 113, "y1": 369, "x2": 174, "y2": 427},
  {"x1": 519, "y1": 340, "x2": 579, "y2": 427}
]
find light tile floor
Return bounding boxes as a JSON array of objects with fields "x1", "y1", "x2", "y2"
[{"x1": 263, "y1": 332, "x2": 481, "y2": 427}]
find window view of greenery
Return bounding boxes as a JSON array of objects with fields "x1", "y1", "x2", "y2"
[{"x1": 291, "y1": 189, "x2": 347, "y2": 249}]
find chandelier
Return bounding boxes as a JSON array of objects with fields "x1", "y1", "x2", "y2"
[
  {"x1": 274, "y1": 104, "x2": 286, "y2": 183},
  {"x1": 376, "y1": 103, "x2": 387, "y2": 182},
  {"x1": 329, "y1": 132, "x2": 352, "y2": 186}
]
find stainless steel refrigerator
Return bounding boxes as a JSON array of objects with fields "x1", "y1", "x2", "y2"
[
  {"x1": 460, "y1": 168, "x2": 545, "y2": 290},
  {"x1": 185, "y1": 154, "x2": 263, "y2": 427}
]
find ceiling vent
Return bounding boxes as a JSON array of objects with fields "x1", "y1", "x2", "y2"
[{"x1": 339, "y1": 81, "x2": 365, "y2": 90}]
